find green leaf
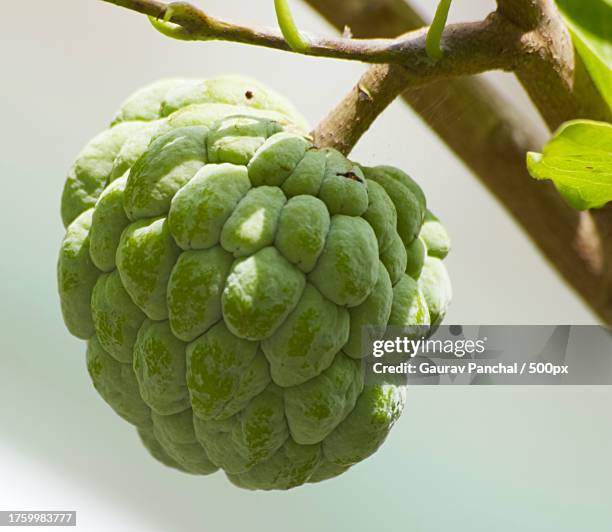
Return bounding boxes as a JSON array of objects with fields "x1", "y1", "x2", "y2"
[
  {"x1": 555, "y1": 0, "x2": 612, "y2": 110},
  {"x1": 527, "y1": 120, "x2": 612, "y2": 210}
]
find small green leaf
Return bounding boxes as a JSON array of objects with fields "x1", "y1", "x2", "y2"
[
  {"x1": 555, "y1": 0, "x2": 612, "y2": 110},
  {"x1": 527, "y1": 120, "x2": 612, "y2": 210}
]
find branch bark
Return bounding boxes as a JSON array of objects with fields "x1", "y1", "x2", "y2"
[{"x1": 307, "y1": 0, "x2": 612, "y2": 324}]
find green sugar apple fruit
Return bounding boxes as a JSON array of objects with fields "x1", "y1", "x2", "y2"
[{"x1": 57, "y1": 75, "x2": 452, "y2": 490}]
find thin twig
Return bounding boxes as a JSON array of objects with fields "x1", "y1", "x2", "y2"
[{"x1": 101, "y1": 0, "x2": 524, "y2": 75}]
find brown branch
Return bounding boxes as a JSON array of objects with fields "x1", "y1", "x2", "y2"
[
  {"x1": 309, "y1": 6, "x2": 535, "y2": 152},
  {"x1": 309, "y1": 0, "x2": 612, "y2": 324},
  {"x1": 101, "y1": 0, "x2": 523, "y2": 74},
  {"x1": 313, "y1": 64, "x2": 411, "y2": 154},
  {"x1": 497, "y1": 0, "x2": 612, "y2": 127}
]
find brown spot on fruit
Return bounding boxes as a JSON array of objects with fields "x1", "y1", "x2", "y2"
[{"x1": 338, "y1": 171, "x2": 364, "y2": 183}]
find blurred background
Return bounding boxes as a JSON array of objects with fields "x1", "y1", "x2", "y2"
[{"x1": 1, "y1": 0, "x2": 610, "y2": 530}]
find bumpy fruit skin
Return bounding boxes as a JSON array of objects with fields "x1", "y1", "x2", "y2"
[{"x1": 58, "y1": 76, "x2": 452, "y2": 490}]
